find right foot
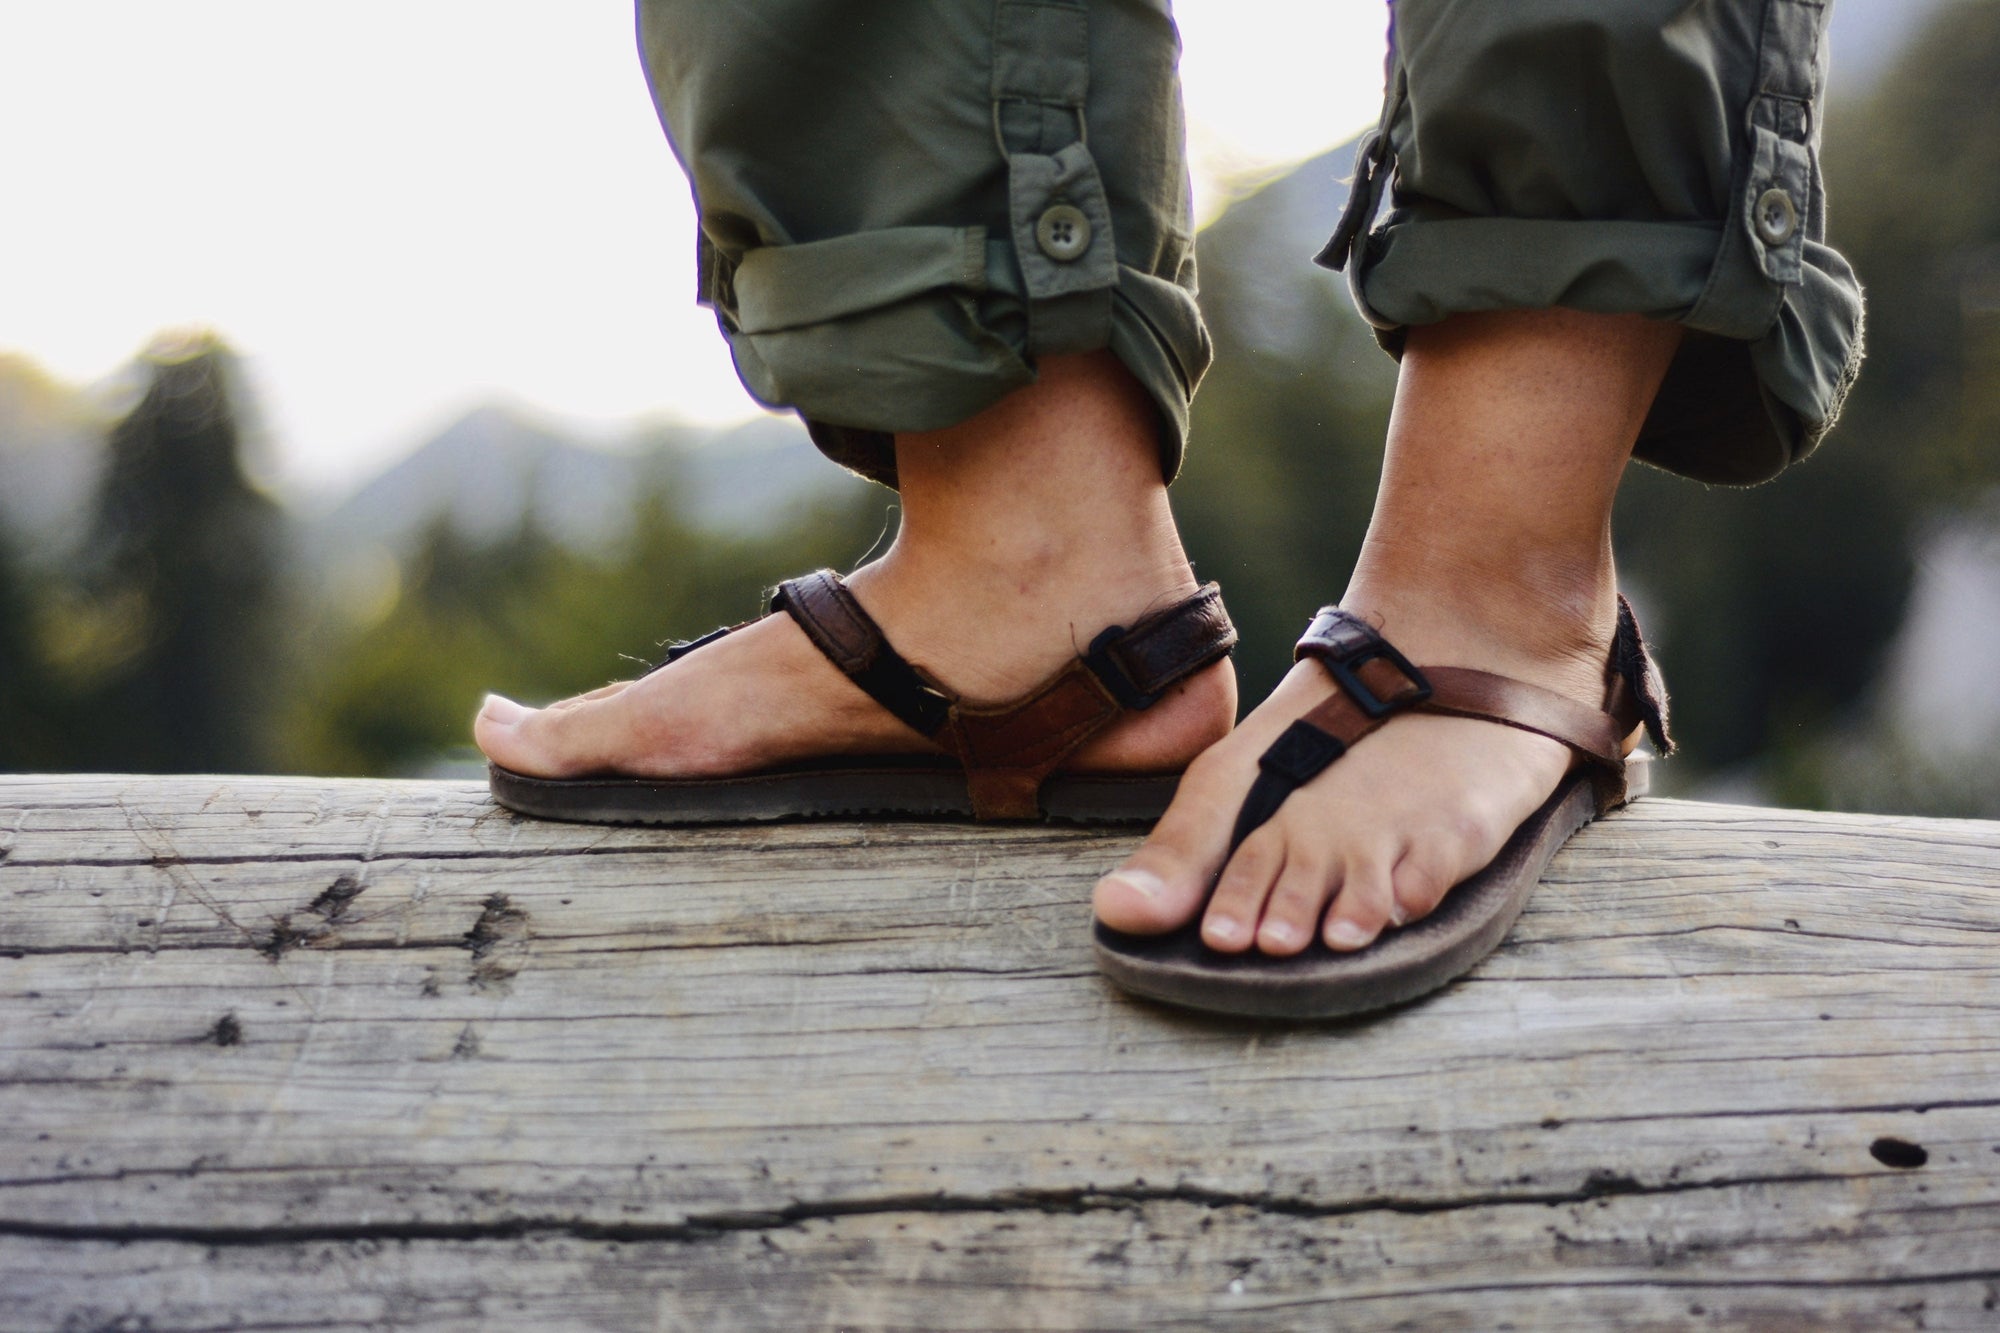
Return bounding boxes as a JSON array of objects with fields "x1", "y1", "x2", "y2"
[
  {"x1": 474, "y1": 352, "x2": 1237, "y2": 788},
  {"x1": 473, "y1": 551, "x2": 1236, "y2": 784}
]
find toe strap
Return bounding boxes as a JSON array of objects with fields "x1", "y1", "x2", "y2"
[
  {"x1": 1230, "y1": 720, "x2": 1350, "y2": 851},
  {"x1": 1229, "y1": 608, "x2": 1434, "y2": 851},
  {"x1": 1230, "y1": 602, "x2": 1665, "y2": 850}
]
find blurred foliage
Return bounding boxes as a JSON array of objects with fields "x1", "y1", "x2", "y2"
[
  {"x1": 1, "y1": 3, "x2": 1995, "y2": 804},
  {"x1": 0, "y1": 529, "x2": 61, "y2": 769},
  {"x1": 276, "y1": 495, "x2": 893, "y2": 776},
  {"x1": 1764, "y1": 0, "x2": 2000, "y2": 806},
  {"x1": 0, "y1": 334, "x2": 284, "y2": 773}
]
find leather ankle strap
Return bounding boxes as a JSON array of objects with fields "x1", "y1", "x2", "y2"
[
  {"x1": 772, "y1": 572, "x2": 952, "y2": 737},
  {"x1": 774, "y1": 571, "x2": 1237, "y2": 818}
]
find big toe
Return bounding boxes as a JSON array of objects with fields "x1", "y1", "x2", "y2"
[
  {"x1": 474, "y1": 694, "x2": 541, "y2": 771},
  {"x1": 1092, "y1": 751, "x2": 1246, "y2": 934},
  {"x1": 475, "y1": 692, "x2": 609, "y2": 777}
]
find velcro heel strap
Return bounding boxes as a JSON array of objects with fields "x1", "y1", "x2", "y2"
[
  {"x1": 1610, "y1": 594, "x2": 1673, "y2": 755},
  {"x1": 775, "y1": 574, "x2": 1239, "y2": 820},
  {"x1": 945, "y1": 666, "x2": 1124, "y2": 820},
  {"x1": 773, "y1": 571, "x2": 951, "y2": 738},
  {"x1": 945, "y1": 583, "x2": 1237, "y2": 820},
  {"x1": 1084, "y1": 583, "x2": 1238, "y2": 708}
]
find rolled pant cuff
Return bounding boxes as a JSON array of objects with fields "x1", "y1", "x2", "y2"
[
  {"x1": 716, "y1": 227, "x2": 1207, "y2": 489},
  {"x1": 1351, "y1": 212, "x2": 1866, "y2": 485}
]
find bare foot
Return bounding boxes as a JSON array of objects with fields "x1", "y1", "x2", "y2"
[
  {"x1": 1093, "y1": 575, "x2": 1614, "y2": 953},
  {"x1": 473, "y1": 553, "x2": 1236, "y2": 783},
  {"x1": 1095, "y1": 308, "x2": 1683, "y2": 956},
  {"x1": 475, "y1": 352, "x2": 1237, "y2": 788}
]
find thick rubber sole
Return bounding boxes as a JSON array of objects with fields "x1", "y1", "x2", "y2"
[
  {"x1": 487, "y1": 760, "x2": 1183, "y2": 826},
  {"x1": 1091, "y1": 756, "x2": 1649, "y2": 1020}
]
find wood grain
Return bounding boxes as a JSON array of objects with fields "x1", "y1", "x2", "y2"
[{"x1": 2, "y1": 776, "x2": 1997, "y2": 1331}]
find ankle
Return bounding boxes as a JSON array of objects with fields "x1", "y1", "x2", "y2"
[
  {"x1": 855, "y1": 537, "x2": 1198, "y2": 703},
  {"x1": 1343, "y1": 538, "x2": 1618, "y2": 699}
]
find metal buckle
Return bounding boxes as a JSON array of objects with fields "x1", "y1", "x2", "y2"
[{"x1": 1323, "y1": 640, "x2": 1432, "y2": 720}]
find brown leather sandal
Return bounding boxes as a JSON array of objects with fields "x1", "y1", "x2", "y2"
[
  {"x1": 1093, "y1": 597, "x2": 1671, "y2": 1019},
  {"x1": 488, "y1": 569, "x2": 1237, "y2": 825}
]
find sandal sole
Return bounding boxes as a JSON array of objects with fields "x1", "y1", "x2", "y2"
[
  {"x1": 1092, "y1": 757, "x2": 1648, "y2": 1020},
  {"x1": 487, "y1": 762, "x2": 1183, "y2": 826}
]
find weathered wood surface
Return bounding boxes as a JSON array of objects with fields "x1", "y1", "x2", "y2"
[{"x1": 1, "y1": 775, "x2": 1997, "y2": 1332}]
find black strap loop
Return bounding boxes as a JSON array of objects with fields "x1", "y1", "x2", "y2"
[{"x1": 773, "y1": 574, "x2": 953, "y2": 738}]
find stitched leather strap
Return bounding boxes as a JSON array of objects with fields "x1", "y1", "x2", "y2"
[
  {"x1": 1230, "y1": 601, "x2": 1673, "y2": 850},
  {"x1": 1419, "y1": 667, "x2": 1626, "y2": 771},
  {"x1": 773, "y1": 571, "x2": 1238, "y2": 819},
  {"x1": 773, "y1": 572, "x2": 953, "y2": 737},
  {"x1": 1083, "y1": 584, "x2": 1238, "y2": 707}
]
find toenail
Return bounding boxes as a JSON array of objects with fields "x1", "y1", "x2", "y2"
[
  {"x1": 1104, "y1": 868, "x2": 1165, "y2": 901},
  {"x1": 1206, "y1": 914, "x2": 1244, "y2": 945},
  {"x1": 1326, "y1": 919, "x2": 1375, "y2": 950},
  {"x1": 1261, "y1": 920, "x2": 1296, "y2": 947},
  {"x1": 481, "y1": 694, "x2": 529, "y2": 726}
]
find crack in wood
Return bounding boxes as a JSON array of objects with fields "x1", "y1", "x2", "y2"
[
  {"x1": 0, "y1": 829, "x2": 1105, "y2": 872},
  {"x1": 0, "y1": 1169, "x2": 1855, "y2": 1248}
]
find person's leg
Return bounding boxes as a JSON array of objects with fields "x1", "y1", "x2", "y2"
[
  {"x1": 480, "y1": 1, "x2": 1233, "y2": 786},
  {"x1": 1096, "y1": 0, "x2": 1862, "y2": 957},
  {"x1": 1095, "y1": 308, "x2": 1678, "y2": 952},
  {"x1": 476, "y1": 351, "x2": 1235, "y2": 782}
]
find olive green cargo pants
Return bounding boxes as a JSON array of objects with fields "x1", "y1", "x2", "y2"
[{"x1": 637, "y1": 0, "x2": 1863, "y2": 488}]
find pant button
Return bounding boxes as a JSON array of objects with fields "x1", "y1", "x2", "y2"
[
  {"x1": 1754, "y1": 188, "x2": 1798, "y2": 246},
  {"x1": 1035, "y1": 204, "x2": 1092, "y2": 261}
]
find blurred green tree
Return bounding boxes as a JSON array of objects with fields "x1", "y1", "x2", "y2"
[
  {"x1": 0, "y1": 533, "x2": 59, "y2": 770},
  {"x1": 64, "y1": 333, "x2": 285, "y2": 772}
]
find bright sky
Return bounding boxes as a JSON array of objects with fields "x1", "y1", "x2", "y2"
[{"x1": 0, "y1": 2, "x2": 1385, "y2": 500}]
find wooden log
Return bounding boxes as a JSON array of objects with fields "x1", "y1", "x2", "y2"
[{"x1": 2, "y1": 775, "x2": 1997, "y2": 1331}]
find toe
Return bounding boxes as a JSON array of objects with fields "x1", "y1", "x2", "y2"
[
  {"x1": 477, "y1": 689, "x2": 624, "y2": 779},
  {"x1": 1092, "y1": 747, "x2": 1252, "y2": 935},
  {"x1": 1322, "y1": 853, "x2": 1397, "y2": 952},
  {"x1": 473, "y1": 694, "x2": 533, "y2": 768},
  {"x1": 1254, "y1": 846, "x2": 1337, "y2": 956},
  {"x1": 1200, "y1": 826, "x2": 1285, "y2": 953},
  {"x1": 1090, "y1": 862, "x2": 1189, "y2": 935},
  {"x1": 1389, "y1": 828, "x2": 1473, "y2": 926}
]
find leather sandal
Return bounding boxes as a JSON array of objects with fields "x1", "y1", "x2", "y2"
[
  {"x1": 1093, "y1": 596, "x2": 1671, "y2": 1019},
  {"x1": 488, "y1": 570, "x2": 1237, "y2": 825}
]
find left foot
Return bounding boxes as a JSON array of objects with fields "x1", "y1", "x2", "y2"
[
  {"x1": 1094, "y1": 308, "x2": 1682, "y2": 955},
  {"x1": 1092, "y1": 569, "x2": 1617, "y2": 954}
]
